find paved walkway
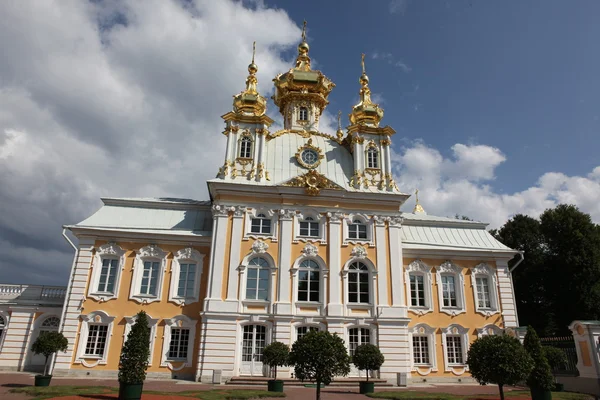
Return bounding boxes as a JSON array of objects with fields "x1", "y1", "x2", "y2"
[{"x1": 0, "y1": 372, "x2": 520, "y2": 400}]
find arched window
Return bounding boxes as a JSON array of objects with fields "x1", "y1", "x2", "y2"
[
  {"x1": 296, "y1": 326, "x2": 319, "y2": 341},
  {"x1": 367, "y1": 146, "x2": 379, "y2": 169},
  {"x1": 297, "y1": 259, "x2": 320, "y2": 302},
  {"x1": 299, "y1": 217, "x2": 319, "y2": 237},
  {"x1": 299, "y1": 107, "x2": 308, "y2": 121},
  {"x1": 348, "y1": 219, "x2": 367, "y2": 240},
  {"x1": 348, "y1": 327, "x2": 371, "y2": 357},
  {"x1": 246, "y1": 257, "x2": 270, "y2": 301},
  {"x1": 41, "y1": 316, "x2": 60, "y2": 329},
  {"x1": 251, "y1": 213, "x2": 271, "y2": 235},
  {"x1": 239, "y1": 136, "x2": 252, "y2": 158},
  {"x1": 348, "y1": 261, "x2": 369, "y2": 303}
]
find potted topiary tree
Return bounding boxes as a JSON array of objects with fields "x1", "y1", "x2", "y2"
[
  {"x1": 289, "y1": 330, "x2": 351, "y2": 400},
  {"x1": 524, "y1": 326, "x2": 554, "y2": 400},
  {"x1": 31, "y1": 331, "x2": 68, "y2": 387},
  {"x1": 262, "y1": 341, "x2": 289, "y2": 392},
  {"x1": 467, "y1": 334, "x2": 533, "y2": 400},
  {"x1": 118, "y1": 311, "x2": 150, "y2": 400},
  {"x1": 542, "y1": 346, "x2": 567, "y2": 392},
  {"x1": 352, "y1": 343, "x2": 385, "y2": 394}
]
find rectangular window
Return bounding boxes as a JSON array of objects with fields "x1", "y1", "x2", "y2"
[
  {"x1": 412, "y1": 336, "x2": 430, "y2": 365},
  {"x1": 296, "y1": 326, "x2": 318, "y2": 341},
  {"x1": 349, "y1": 328, "x2": 370, "y2": 357},
  {"x1": 297, "y1": 270, "x2": 320, "y2": 302},
  {"x1": 410, "y1": 274, "x2": 425, "y2": 307},
  {"x1": 299, "y1": 220, "x2": 319, "y2": 237},
  {"x1": 441, "y1": 275, "x2": 457, "y2": 307},
  {"x1": 348, "y1": 224, "x2": 368, "y2": 240},
  {"x1": 245, "y1": 267, "x2": 270, "y2": 300},
  {"x1": 348, "y1": 272, "x2": 369, "y2": 303},
  {"x1": 140, "y1": 261, "x2": 160, "y2": 296},
  {"x1": 446, "y1": 336, "x2": 463, "y2": 364},
  {"x1": 476, "y1": 277, "x2": 491, "y2": 308},
  {"x1": 85, "y1": 324, "x2": 108, "y2": 357},
  {"x1": 168, "y1": 328, "x2": 190, "y2": 360},
  {"x1": 177, "y1": 263, "x2": 196, "y2": 298},
  {"x1": 250, "y1": 218, "x2": 271, "y2": 234},
  {"x1": 97, "y1": 258, "x2": 118, "y2": 293}
]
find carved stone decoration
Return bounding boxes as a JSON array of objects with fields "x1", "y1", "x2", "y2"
[
  {"x1": 138, "y1": 244, "x2": 166, "y2": 259},
  {"x1": 279, "y1": 209, "x2": 296, "y2": 220},
  {"x1": 99, "y1": 242, "x2": 122, "y2": 256},
  {"x1": 283, "y1": 169, "x2": 342, "y2": 196},
  {"x1": 351, "y1": 245, "x2": 368, "y2": 259},
  {"x1": 212, "y1": 204, "x2": 229, "y2": 217},
  {"x1": 251, "y1": 239, "x2": 269, "y2": 254},
  {"x1": 228, "y1": 205, "x2": 246, "y2": 217},
  {"x1": 388, "y1": 216, "x2": 403, "y2": 226},
  {"x1": 301, "y1": 242, "x2": 319, "y2": 257}
]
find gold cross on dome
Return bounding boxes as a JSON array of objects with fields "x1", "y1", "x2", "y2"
[
  {"x1": 415, "y1": 189, "x2": 420, "y2": 203},
  {"x1": 337, "y1": 110, "x2": 342, "y2": 129},
  {"x1": 361, "y1": 53, "x2": 366, "y2": 74},
  {"x1": 302, "y1": 20, "x2": 307, "y2": 42},
  {"x1": 252, "y1": 41, "x2": 256, "y2": 64}
]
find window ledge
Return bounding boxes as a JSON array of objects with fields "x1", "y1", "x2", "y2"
[
  {"x1": 295, "y1": 301, "x2": 322, "y2": 306},
  {"x1": 242, "y1": 300, "x2": 270, "y2": 305},
  {"x1": 87, "y1": 292, "x2": 117, "y2": 302},
  {"x1": 347, "y1": 303, "x2": 372, "y2": 309},
  {"x1": 130, "y1": 294, "x2": 160, "y2": 304}
]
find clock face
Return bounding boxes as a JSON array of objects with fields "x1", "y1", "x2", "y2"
[{"x1": 301, "y1": 149, "x2": 319, "y2": 167}]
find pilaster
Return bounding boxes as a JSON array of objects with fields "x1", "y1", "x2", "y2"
[
  {"x1": 226, "y1": 206, "x2": 245, "y2": 301},
  {"x1": 495, "y1": 260, "x2": 519, "y2": 328},
  {"x1": 327, "y1": 212, "x2": 344, "y2": 316},
  {"x1": 274, "y1": 209, "x2": 294, "y2": 315},
  {"x1": 374, "y1": 216, "x2": 389, "y2": 307}
]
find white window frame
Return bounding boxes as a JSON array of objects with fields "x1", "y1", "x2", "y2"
[
  {"x1": 124, "y1": 314, "x2": 159, "y2": 366},
  {"x1": 0, "y1": 311, "x2": 9, "y2": 352},
  {"x1": 435, "y1": 261, "x2": 466, "y2": 316},
  {"x1": 342, "y1": 214, "x2": 375, "y2": 247},
  {"x1": 294, "y1": 211, "x2": 327, "y2": 244},
  {"x1": 365, "y1": 144, "x2": 380, "y2": 169},
  {"x1": 239, "y1": 251, "x2": 277, "y2": 309},
  {"x1": 129, "y1": 245, "x2": 168, "y2": 304},
  {"x1": 75, "y1": 310, "x2": 115, "y2": 368},
  {"x1": 409, "y1": 323, "x2": 438, "y2": 375},
  {"x1": 347, "y1": 325, "x2": 375, "y2": 358},
  {"x1": 342, "y1": 256, "x2": 377, "y2": 313},
  {"x1": 88, "y1": 242, "x2": 126, "y2": 302},
  {"x1": 161, "y1": 315, "x2": 196, "y2": 370},
  {"x1": 441, "y1": 324, "x2": 470, "y2": 374},
  {"x1": 243, "y1": 256, "x2": 273, "y2": 302},
  {"x1": 298, "y1": 106, "x2": 309, "y2": 121},
  {"x1": 291, "y1": 250, "x2": 328, "y2": 313},
  {"x1": 292, "y1": 320, "x2": 325, "y2": 343},
  {"x1": 405, "y1": 260, "x2": 434, "y2": 315},
  {"x1": 238, "y1": 133, "x2": 254, "y2": 159},
  {"x1": 244, "y1": 208, "x2": 278, "y2": 242},
  {"x1": 471, "y1": 263, "x2": 500, "y2": 316},
  {"x1": 477, "y1": 324, "x2": 503, "y2": 338},
  {"x1": 168, "y1": 248, "x2": 205, "y2": 305}
]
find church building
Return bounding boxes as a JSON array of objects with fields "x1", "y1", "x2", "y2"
[{"x1": 45, "y1": 29, "x2": 521, "y2": 384}]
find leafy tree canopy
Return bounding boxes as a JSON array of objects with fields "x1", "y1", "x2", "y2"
[
  {"x1": 31, "y1": 330, "x2": 68, "y2": 376},
  {"x1": 467, "y1": 334, "x2": 532, "y2": 400},
  {"x1": 352, "y1": 344, "x2": 385, "y2": 382},
  {"x1": 262, "y1": 341, "x2": 289, "y2": 380}
]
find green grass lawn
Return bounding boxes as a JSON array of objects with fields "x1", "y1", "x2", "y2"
[
  {"x1": 9, "y1": 385, "x2": 285, "y2": 400},
  {"x1": 367, "y1": 390, "x2": 594, "y2": 400}
]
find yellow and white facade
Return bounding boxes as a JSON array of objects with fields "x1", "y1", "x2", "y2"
[{"x1": 51, "y1": 33, "x2": 521, "y2": 384}]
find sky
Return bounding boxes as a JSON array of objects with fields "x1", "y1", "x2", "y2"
[{"x1": 1, "y1": 0, "x2": 599, "y2": 286}]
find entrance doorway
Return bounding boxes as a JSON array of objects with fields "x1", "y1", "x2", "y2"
[{"x1": 240, "y1": 324, "x2": 267, "y2": 376}]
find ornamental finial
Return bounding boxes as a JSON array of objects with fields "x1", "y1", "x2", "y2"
[
  {"x1": 336, "y1": 110, "x2": 343, "y2": 140},
  {"x1": 413, "y1": 189, "x2": 426, "y2": 214},
  {"x1": 302, "y1": 20, "x2": 307, "y2": 43},
  {"x1": 252, "y1": 41, "x2": 256, "y2": 64},
  {"x1": 361, "y1": 53, "x2": 366, "y2": 74}
]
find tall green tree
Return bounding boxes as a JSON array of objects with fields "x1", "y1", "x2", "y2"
[{"x1": 289, "y1": 330, "x2": 350, "y2": 400}]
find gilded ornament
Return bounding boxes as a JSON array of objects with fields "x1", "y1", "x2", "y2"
[
  {"x1": 380, "y1": 139, "x2": 391, "y2": 146},
  {"x1": 295, "y1": 138, "x2": 324, "y2": 169},
  {"x1": 283, "y1": 169, "x2": 341, "y2": 196}
]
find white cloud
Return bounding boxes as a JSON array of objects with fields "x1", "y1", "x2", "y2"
[
  {"x1": 389, "y1": 0, "x2": 410, "y2": 15},
  {"x1": 393, "y1": 141, "x2": 600, "y2": 228}
]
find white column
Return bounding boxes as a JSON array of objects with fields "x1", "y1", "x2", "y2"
[
  {"x1": 327, "y1": 212, "x2": 344, "y2": 316},
  {"x1": 226, "y1": 207, "x2": 245, "y2": 302},
  {"x1": 205, "y1": 205, "x2": 237, "y2": 313},
  {"x1": 374, "y1": 216, "x2": 389, "y2": 308},
  {"x1": 197, "y1": 315, "x2": 238, "y2": 382},
  {"x1": 379, "y1": 217, "x2": 406, "y2": 319},
  {"x1": 378, "y1": 320, "x2": 410, "y2": 384},
  {"x1": 274, "y1": 209, "x2": 294, "y2": 315},
  {"x1": 495, "y1": 260, "x2": 519, "y2": 328},
  {"x1": 385, "y1": 143, "x2": 392, "y2": 177},
  {"x1": 53, "y1": 237, "x2": 95, "y2": 375}
]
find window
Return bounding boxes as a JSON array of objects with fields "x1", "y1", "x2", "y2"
[
  {"x1": 239, "y1": 136, "x2": 252, "y2": 158},
  {"x1": 299, "y1": 107, "x2": 308, "y2": 121},
  {"x1": 348, "y1": 220, "x2": 367, "y2": 240},
  {"x1": 296, "y1": 326, "x2": 319, "y2": 341},
  {"x1": 367, "y1": 146, "x2": 379, "y2": 169},
  {"x1": 299, "y1": 217, "x2": 319, "y2": 237},
  {"x1": 89, "y1": 242, "x2": 125, "y2": 302},
  {"x1": 140, "y1": 261, "x2": 160, "y2": 296},
  {"x1": 471, "y1": 263, "x2": 499, "y2": 315},
  {"x1": 97, "y1": 258, "x2": 118, "y2": 293},
  {"x1": 410, "y1": 274, "x2": 425, "y2": 307},
  {"x1": 297, "y1": 259, "x2": 320, "y2": 302},
  {"x1": 168, "y1": 328, "x2": 190, "y2": 360},
  {"x1": 251, "y1": 213, "x2": 271, "y2": 234},
  {"x1": 348, "y1": 261, "x2": 369, "y2": 303},
  {"x1": 177, "y1": 263, "x2": 196, "y2": 298},
  {"x1": 476, "y1": 277, "x2": 491, "y2": 308},
  {"x1": 349, "y1": 327, "x2": 371, "y2": 357},
  {"x1": 85, "y1": 324, "x2": 108, "y2": 357},
  {"x1": 413, "y1": 336, "x2": 430, "y2": 365},
  {"x1": 246, "y1": 257, "x2": 270, "y2": 301},
  {"x1": 40, "y1": 316, "x2": 60, "y2": 331},
  {"x1": 446, "y1": 336, "x2": 463, "y2": 365},
  {"x1": 441, "y1": 275, "x2": 457, "y2": 307}
]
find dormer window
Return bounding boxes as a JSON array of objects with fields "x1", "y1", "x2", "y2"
[
  {"x1": 348, "y1": 219, "x2": 367, "y2": 240},
  {"x1": 299, "y1": 107, "x2": 308, "y2": 121},
  {"x1": 299, "y1": 217, "x2": 319, "y2": 237},
  {"x1": 367, "y1": 146, "x2": 379, "y2": 169},
  {"x1": 239, "y1": 136, "x2": 252, "y2": 158},
  {"x1": 251, "y1": 213, "x2": 271, "y2": 235}
]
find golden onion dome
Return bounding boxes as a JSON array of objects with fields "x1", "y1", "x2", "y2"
[
  {"x1": 349, "y1": 53, "x2": 384, "y2": 127},
  {"x1": 233, "y1": 42, "x2": 267, "y2": 116}
]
